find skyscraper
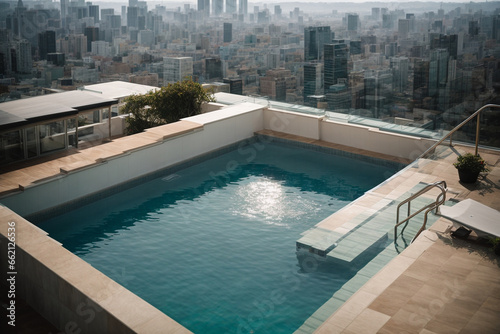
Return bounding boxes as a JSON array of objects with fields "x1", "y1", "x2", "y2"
[
  {"x1": 127, "y1": 6, "x2": 139, "y2": 29},
  {"x1": 324, "y1": 41, "x2": 348, "y2": 93},
  {"x1": 303, "y1": 63, "x2": 323, "y2": 106},
  {"x1": 223, "y1": 78, "x2": 243, "y2": 94},
  {"x1": 347, "y1": 14, "x2": 359, "y2": 31},
  {"x1": 198, "y1": 0, "x2": 210, "y2": 16},
  {"x1": 226, "y1": 0, "x2": 237, "y2": 14},
  {"x1": 88, "y1": 4, "x2": 99, "y2": 23},
  {"x1": 212, "y1": 0, "x2": 223, "y2": 16},
  {"x1": 239, "y1": 0, "x2": 248, "y2": 16},
  {"x1": 60, "y1": 0, "x2": 67, "y2": 28},
  {"x1": 398, "y1": 19, "x2": 410, "y2": 39},
  {"x1": 223, "y1": 23, "x2": 232, "y2": 43},
  {"x1": 84, "y1": 27, "x2": 100, "y2": 52},
  {"x1": 38, "y1": 30, "x2": 56, "y2": 60},
  {"x1": 390, "y1": 56, "x2": 409, "y2": 92},
  {"x1": 304, "y1": 26, "x2": 331, "y2": 61},
  {"x1": 205, "y1": 58, "x2": 223, "y2": 80},
  {"x1": 164, "y1": 57, "x2": 193, "y2": 84},
  {"x1": 15, "y1": 39, "x2": 32, "y2": 73},
  {"x1": 274, "y1": 5, "x2": 282, "y2": 17},
  {"x1": 363, "y1": 69, "x2": 392, "y2": 118}
]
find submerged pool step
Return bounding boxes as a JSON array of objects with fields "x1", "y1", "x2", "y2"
[
  {"x1": 296, "y1": 183, "x2": 440, "y2": 262},
  {"x1": 330, "y1": 198, "x2": 437, "y2": 262}
]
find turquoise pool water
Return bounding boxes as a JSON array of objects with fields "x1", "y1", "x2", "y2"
[{"x1": 38, "y1": 139, "x2": 402, "y2": 333}]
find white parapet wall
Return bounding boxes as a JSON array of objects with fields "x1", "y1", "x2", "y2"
[
  {"x1": 262, "y1": 107, "x2": 436, "y2": 161},
  {"x1": 1, "y1": 103, "x2": 265, "y2": 217},
  {"x1": 320, "y1": 119, "x2": 436, "y2": 161},
  {"x1": 264, "y1": 108, "x2": 322, "y2": 140}
]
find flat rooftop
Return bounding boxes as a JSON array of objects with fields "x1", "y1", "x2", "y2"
[
  {"x1": 0, "y1": 90, "x2": 117, "y2": 130},
  {"x1": 0, "y1": 119, "x2": 499, "y2": 333}
]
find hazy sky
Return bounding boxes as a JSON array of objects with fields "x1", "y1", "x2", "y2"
[{"x1": 96, "y1": 0, "x2": 486, "y2": 3}]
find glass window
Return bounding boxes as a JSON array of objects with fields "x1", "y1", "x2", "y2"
[
  {"x1": 39, "y1": 120, "x2": 66, "y2": 154},
  {"x1": 67, "y1": 117, "x2": 77, "y2": 147},
  {"x1": 0, "y1": 130, "x2": 23, "y2": 164},
  {"x1": 25, "y1": 127, "x2": 38, "y2": 158},
  {"x1": 78, "y1": 110, "x2": 102, "y2": 127}
]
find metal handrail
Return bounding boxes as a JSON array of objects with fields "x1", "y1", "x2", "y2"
[
  {"x1": 418, "y1": 104, "x2": 500, "y2": 160},
  {"x1": 394, "y1": 181, "x2": 447, "y2": 243}
]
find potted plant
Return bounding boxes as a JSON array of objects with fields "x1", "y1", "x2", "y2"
[{"x1": 453, "y1": 153, "x2": 488, "y2": 183}]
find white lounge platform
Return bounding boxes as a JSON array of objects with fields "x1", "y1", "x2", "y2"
[{"x1": 439, "y1": 199, "x2": 500, "y2": 238}]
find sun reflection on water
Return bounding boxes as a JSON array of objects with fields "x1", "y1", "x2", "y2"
[{"x1": 232, "y1": 176, "x2": 320, "y2": 227}]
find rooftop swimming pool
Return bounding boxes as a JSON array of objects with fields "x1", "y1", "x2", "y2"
[{"x1": 38, "y1": 137, "x2": 403, "y2": 333}]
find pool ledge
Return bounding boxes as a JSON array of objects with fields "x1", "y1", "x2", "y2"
[{"x1": 0, "y1": 205, "x2": 192, "y2": 334}]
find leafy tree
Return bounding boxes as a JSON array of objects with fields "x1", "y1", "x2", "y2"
[{"x1": 121, "y1": 80, "x2": 215, "y2": 134}]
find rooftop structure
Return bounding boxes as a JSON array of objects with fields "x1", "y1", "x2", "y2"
[{"x1": 0, "y1": 82, "x2": 158, "y2": 165}]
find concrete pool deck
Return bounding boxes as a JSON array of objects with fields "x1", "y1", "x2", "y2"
[{"x1": 1, "y1": 124, "x2": 499, "y2": 333}]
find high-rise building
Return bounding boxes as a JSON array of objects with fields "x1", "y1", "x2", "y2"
[
  {"x1": 58, "y1": 34, "x2": 87, "y2": 59},
  {"x1": 101, "y1": 8, "x2": 114, "y2": 18},
  {"x1": 223, "y1": 23, "x2": 232, "y2": 43},
  {"x1": 324, "y1": 41, "x2": 348, "y2": 92},
  {"x1": 363, "y1": 69, "x2": 392, "y2": 118},
  {"x1": 138, "y1": 30, "x2": 154, "y2": 47},
  {"x1": 239, "y1": 0, "x2": 248, "y2": 16},
  {"x1": 303, "y1": 63, "x2": 323, "y2": 106},
  {"x1": 91, "y1": 40, "x2": 111, "y2": 57},
  {"x1": 205, "y1": 58, "x2": 223, "y2": 80},
  {"x1": 429, "y1": 48, "x2": 449, "y2": 97},
  {"x1": 47, "y1": 53, "x2": 65, "y2": 66},
  {"x1": 61, "y1": 0, "x2": 67, "y2": 28},
  {"x1": 398, "y1": 19, "x2": 410, "y2": 39},
  {"x1": 326, "y1": 83, "x2": 351, "y2": 111},
  {"x1": 226, "y1": 0, "x2": 237, "y2": 14},
  {"x1": 493, "y1": 15, "x2": 500, "y2": 41},
  {"x1": 127, "y1": 6, "x2": 139, "y2": 28},
  {"x1": 385, "y1": 42, "x2": 398, "y2": 58},
  {"x1": 109, "y1": 15, "x2": 122, "y2": 29},
  {"x1": 121, "y1": 6, "x2": 127, "y2": 25},
  {"x1": 164, "y1": 57, "x2": 193, "y2": 84},
  {"x1": 259, "y1": 69, "x2": 292, "y2": 102},
  {"x1": 275, "y1": 5, "x2": 282, "y2": 17},
  {"x1": 0, "y1": 30, "x2": 11, "y2": 75},
  {"x1": 15, "y1": 39, "x2": 32, "y2": 73},
  {"x1": 223, "y1": 77, "x2": 243, "y2": 94},
  {"x1": 84, "y1": 27, "x2": 100, "y2": 52},
  {"x1": 8, "y1": 0, "x2": 27, "y2": 39},
  {"x1": 469, "y1": 21, "x2": 479, "y2": 36},
  {"x1": 198, "y1": 0, "x2": 210, "y2": 16},
  {"x1": 212, "y1": 0, "x2": 223, "y2": 16},
  {"x1": 390, "y1": 57, "x2": 409, "y2": 92},
  {"x1": 88, "y1": 4, "x2": 99, "y2": 23},
  {"x1": 347, "y1": 14, "x2": 359, "y2": 31},
  {"x1": 430, "y1": 34, "x2": 459, "y2": 59},
  {"x1": 350, "y1": 40, "x2": 362, "y2": 55},
  {"x1": 304, "y1": 26, "x2": 331, "y2": 61},
  {"x1": 38, "y1": 30, "x2": 56, "y2": 60}
]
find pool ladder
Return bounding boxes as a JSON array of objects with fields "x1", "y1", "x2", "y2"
[{"x1": 394, "y1": 181, "x2": 447, "y2": 244}]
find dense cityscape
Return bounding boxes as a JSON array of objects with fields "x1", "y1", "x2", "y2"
[
  {"x1": 1, "y1": 0, "x2": 500, "y2": 135},
  {"x1": 2, "y1": 1, "x2": 500, "y2": 333}
]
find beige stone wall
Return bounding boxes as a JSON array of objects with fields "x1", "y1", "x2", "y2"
[{"x1": 0, "y1": 205, "x2": 191, "y2": 333}]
